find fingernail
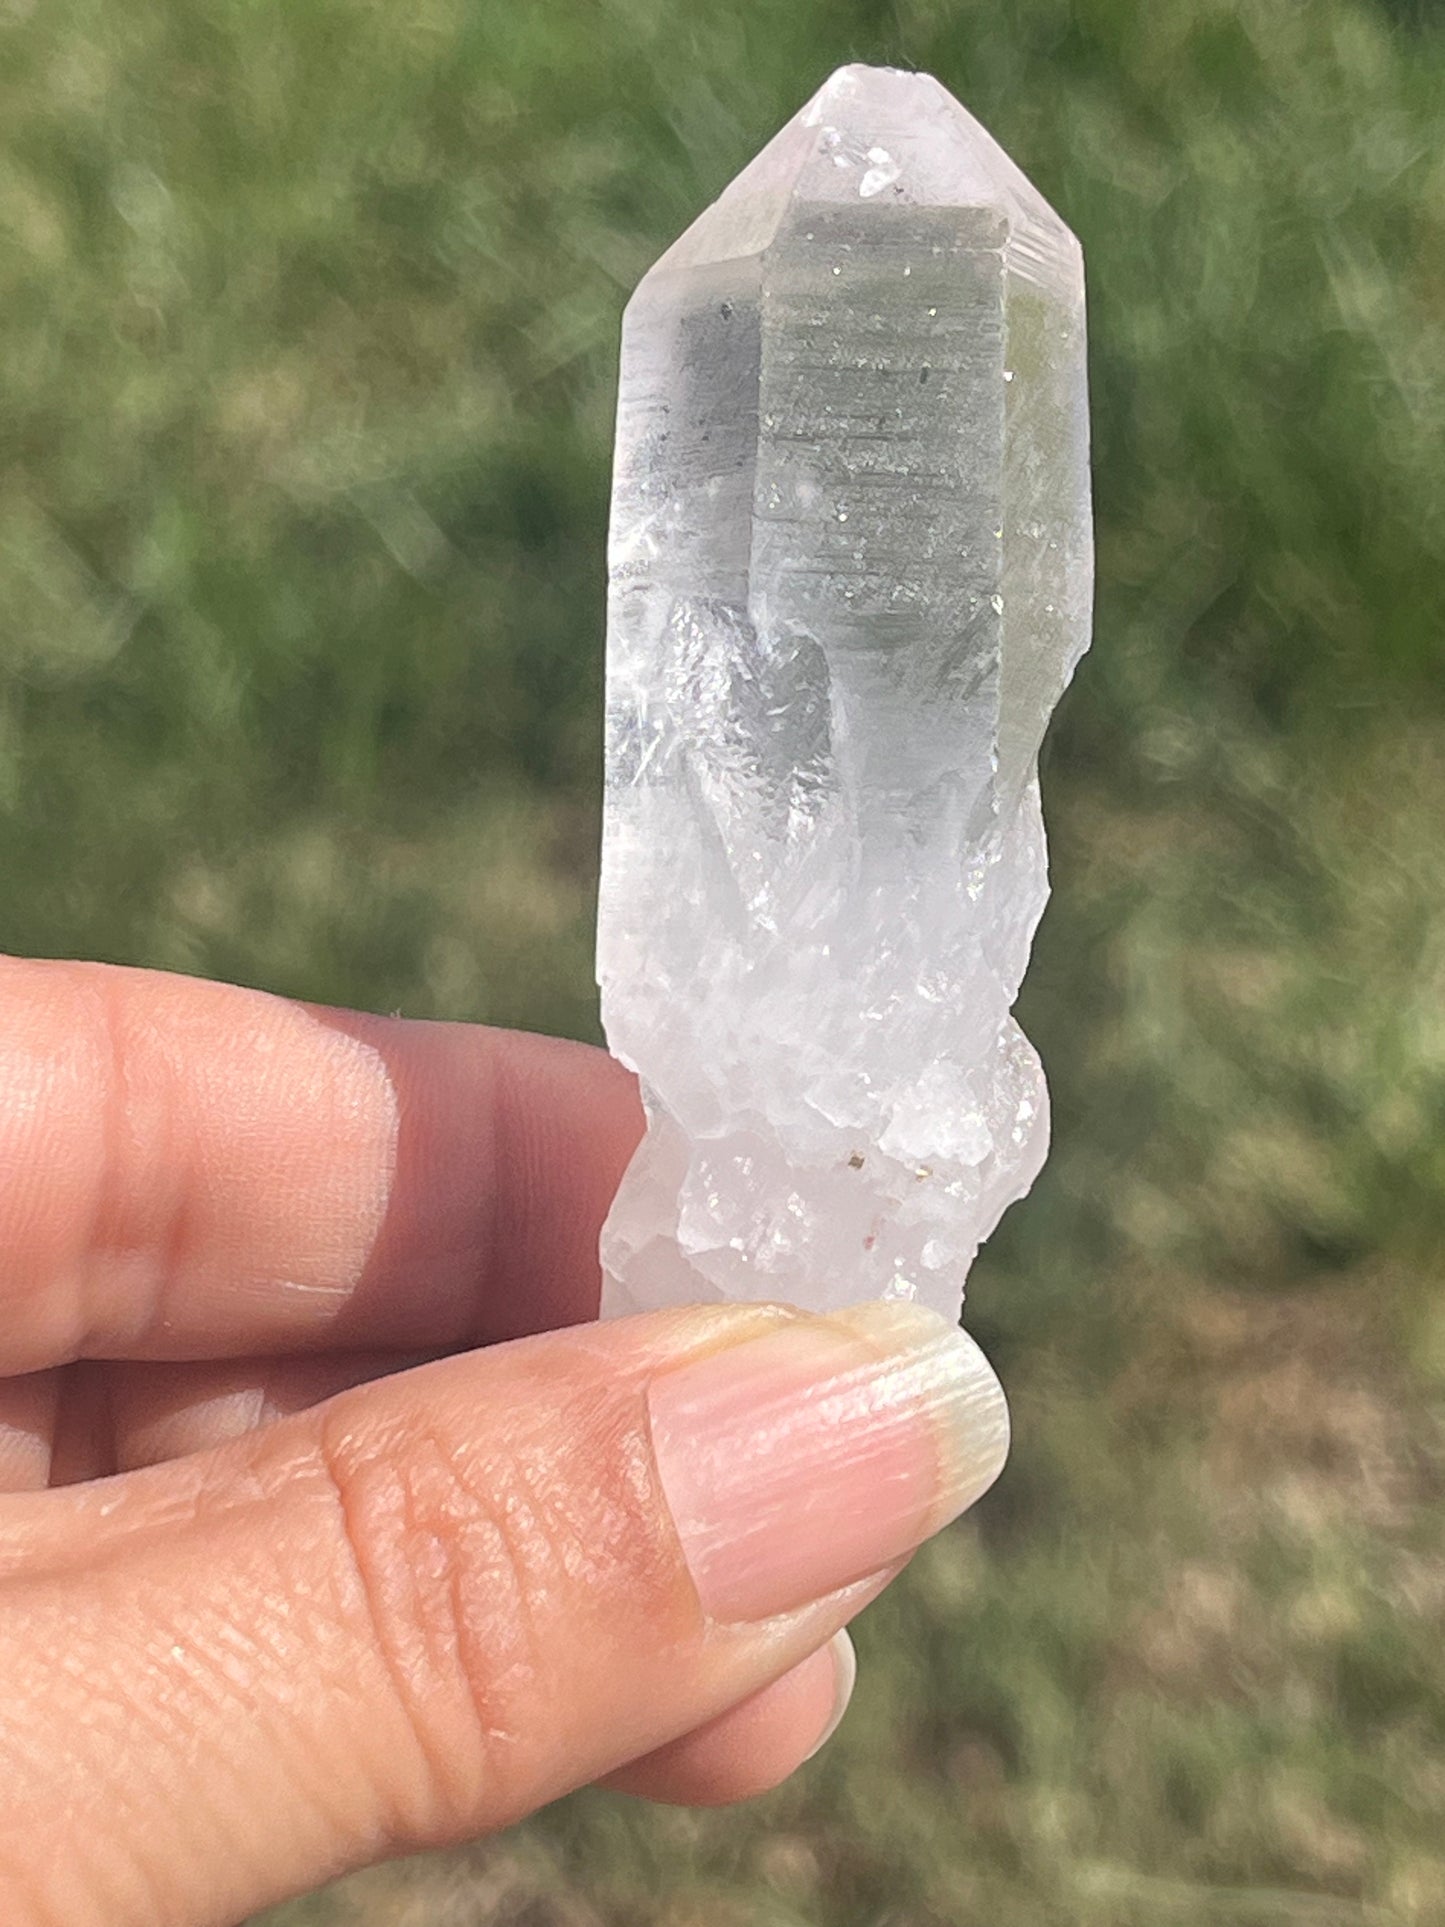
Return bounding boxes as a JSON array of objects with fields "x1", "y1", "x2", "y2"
[
  {"x1": 648, "y1": 1301, "x2": 1009, "y2": 1623},
  {"x1": 804, "y1": 1630, "x2": 858, "y2": 1762}
]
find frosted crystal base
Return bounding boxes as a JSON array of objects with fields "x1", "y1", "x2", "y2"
[{"x1": 597, "y1": 66, "x2": 1092, "y2": 1321}]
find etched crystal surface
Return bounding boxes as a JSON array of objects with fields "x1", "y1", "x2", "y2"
[{"x1": 597, "y1": 65, "x2": 1092, "y2": 1321}]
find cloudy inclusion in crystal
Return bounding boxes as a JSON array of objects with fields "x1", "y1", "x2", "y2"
[{"x1": 597, "y1": 66, "x2": 1092, "y2": 1321}]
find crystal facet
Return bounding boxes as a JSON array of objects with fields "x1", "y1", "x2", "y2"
[{"x1": 597, "y1": 65, "x2": 1092, "y2": 1321}]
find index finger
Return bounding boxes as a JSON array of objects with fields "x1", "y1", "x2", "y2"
[{"x1": 0, "y1": 958, "x2": 642, "y2": 1373}]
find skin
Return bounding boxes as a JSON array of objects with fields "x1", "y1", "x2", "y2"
[{"x1": 0, "y1": 957, "x2": 885, "y2": 1927}]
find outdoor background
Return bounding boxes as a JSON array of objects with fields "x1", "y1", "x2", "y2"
[{"x1": 3, "y1": 0, "x2": 1443, "y2": 1922}]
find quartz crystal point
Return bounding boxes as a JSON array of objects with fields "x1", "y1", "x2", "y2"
[{"x1": 597, "y1": 65, "x2": 1092, "y2": 1322}]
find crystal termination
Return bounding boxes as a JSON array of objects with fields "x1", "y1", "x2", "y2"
[{"x1": 597, "y1": 66, "x2": 1092, "y2": 1322}]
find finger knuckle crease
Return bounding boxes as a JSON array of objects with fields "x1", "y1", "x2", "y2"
[
  {"x1": 86, "y1": 966, "x2": 184, "y2": 1354},
  {"x1": 316, "y1": 1409, "x2": 558, "y2": 1826}
]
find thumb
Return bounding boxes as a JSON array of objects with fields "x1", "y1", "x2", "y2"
[{"x1": 0, "y1": 1301, "x2": 1007, "y2": 1927}]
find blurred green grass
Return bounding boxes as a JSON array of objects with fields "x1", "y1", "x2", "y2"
[{"x1": 2, "y1": 0, "x2": 1443, "y2": 1921}]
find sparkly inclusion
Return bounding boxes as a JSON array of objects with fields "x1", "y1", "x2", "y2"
[{"x1": 597, "y1": 65, "x2": 1092, "y2": 1321}]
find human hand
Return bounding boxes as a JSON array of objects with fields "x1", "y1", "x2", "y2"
[{"x1": 0, "y1": 957, "x2": 1009, "y2": 1927}]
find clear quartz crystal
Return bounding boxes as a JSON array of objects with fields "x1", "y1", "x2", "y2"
[{"x1": 597, "y1": 65, "x2": 1092, "y2": 1321}]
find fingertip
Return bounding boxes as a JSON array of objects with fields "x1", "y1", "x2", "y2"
[
  {"x1": 804, "y1": 1629, "x2": 857, "y2": 1761},
  {"x1": 482, "y1": 1027, "x2": 643, "y2": 1336},
  {"x1": 599, "y1": 1630, "x2": 857, "y2": 1808}
]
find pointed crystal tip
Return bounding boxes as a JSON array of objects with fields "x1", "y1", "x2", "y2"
[{"x1": 653, "y1": 64, "x2": 1076, "y2": 278}]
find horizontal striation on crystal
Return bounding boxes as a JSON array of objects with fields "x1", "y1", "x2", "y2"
[{"x1": 597, "y1": 65, "x2": 1092, "y2": 1321}]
